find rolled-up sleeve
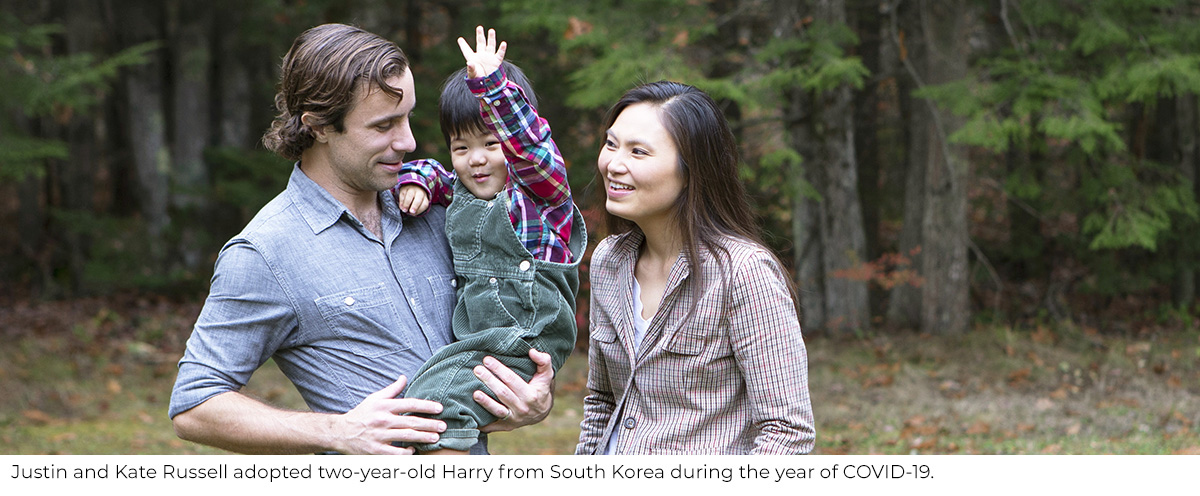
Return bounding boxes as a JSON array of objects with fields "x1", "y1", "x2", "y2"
[
  {"x1": 729, "y1": 251, "x2": 815, "y2": 454},
  {"x1": 168, "y1": 241, "x2": 298, "y2": 418}
]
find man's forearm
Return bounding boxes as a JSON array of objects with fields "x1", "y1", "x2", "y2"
[{"x1": 172, "y1": 391, "x2": 340, "y2": 454}]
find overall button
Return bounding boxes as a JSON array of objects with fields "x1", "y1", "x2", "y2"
[
  {"x1": 489, "y1": 277, "x2": 497, "y2": 284},
  {"x1": 623, "y1": 417, "x2": 637, "y2": 429},
  {"x1": 519, "y1": 260, "x2": 531, "y2": 271},
  {"x1": 343, "y1": 297, "x2": 355, "y2": 306},
  {"x1": 450, "y1": 279, "x2": 458, "y2": 288}
]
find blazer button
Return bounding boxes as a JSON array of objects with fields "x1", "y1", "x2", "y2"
[{"x1": 623, "y1": 417, "x2": 637, "y2": 429}]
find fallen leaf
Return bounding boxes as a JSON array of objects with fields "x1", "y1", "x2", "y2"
[
  {"x1": 1031, "y1": 326, "x2": 1055, "y2": 344},
  {"x1": 51, "y1": 432, "x2": 77, "y2": 442},
  {"x1": 22, "y1": 410, "x2": 53, "y2": 425},
  {"x1": 1027, "y1": 351, "x2": 1044, "y2": 367},
  {"x1": 1041, "y1": 444, "x2": 1062, "y2": 454},
  {"x1": 1125, "y1": 342, "x2": 1151, "y2": 356},
  {"x1": 966, "y1": 421, "x2": 991, "y2": 435},
  {"x1": 1066, "y1": 423, "x2": 1082, "y2": 435},
  {"x1": 910, "y1": 437, "x2": 937, "y2": 450},
  {"x1": 106, "y1": 378, "x2": 122, "y2": 394},
  {"x1": 1172, "y1": 446, "x2": 1200, "y2": 455},
  {"x1": 863, "y1": 374, "x2": 894, "y2": 388},
  {"x1": 1008, "y1": 367, "x2": 1032, "y2": 385}
]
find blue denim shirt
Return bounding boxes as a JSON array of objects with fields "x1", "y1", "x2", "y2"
[{"x1": 170, "y1": 165, "x2": 477, "y2": 450}]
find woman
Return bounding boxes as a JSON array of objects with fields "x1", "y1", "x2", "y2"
[{"x1": 575, "y1": 81, "x2": 815, "y2": 455}]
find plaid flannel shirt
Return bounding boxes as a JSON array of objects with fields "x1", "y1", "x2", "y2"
[{"x1": 396, "y1": 69, "x2": 573, "y2": 263}]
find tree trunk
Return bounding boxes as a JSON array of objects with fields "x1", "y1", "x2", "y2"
[
  {"x1": 116, "y1": 0, "x2": 171, "y2": 265},
  {"x1": 168, "y1": 0, "x2": 213, "y2": 270},
  {"x1": 1177, "y1": 93, "x2": 1198, "y2": 307},
  {"x1": 215, "y1": 13, "x2": 253, "y2": 149},
  {"x1": 815, "y1": 0, "x2": 870, "y2": 333},
  {"x1": 887, "y1": 0, "x2": 973, "y2": 334},
  {"x1": 793, "y1": 169, "x2": 827, "y2": 331},
  {"x1": 850, "y1": 0, "x2": 883, "y2": 264},
  {"x1": 58, "y1": 0, "x2": 108, "y2": 292}
]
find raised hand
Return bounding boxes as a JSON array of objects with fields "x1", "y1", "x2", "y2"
[{"x1": 458, "y1": 25, "x2": 507, "y2": 79}]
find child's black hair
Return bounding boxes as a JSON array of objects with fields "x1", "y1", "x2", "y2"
[{"x1": 438, "y1": 61, "x2": 539, "y2": 146}]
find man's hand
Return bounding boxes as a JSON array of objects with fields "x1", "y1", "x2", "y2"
[
  {"x1": 396, "y1": 184, "x2": 430, "y2": 216},
  {"x1": 333, "y1": 376, "x2": 447, "y2": 454},
  {"x1": 458, "y1": 25, "x2": 506, "y2": 79},
  {"x1": 474, "y1": 348, "x2": 555, "y2": 433}
]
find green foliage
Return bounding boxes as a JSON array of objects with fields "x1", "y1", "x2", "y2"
[
  {"x1": 205, "y1": 146, "x2": 293, "y2": 216},
  {"x1": 755, "y1": 21, "x2": 869, "y2": 94},
  {"x1": 0, "y1": 136, "x2": 67, "y2": 181},
  {"x1": 0, "y1": 13, "x2": 154, "y2": 182},
  {"x1": 501, "y1": 0, "x2": 714, "y2": 110},
  {"x1": 1081, "y1": 161, "x2": 1199, "y2": 252},
  {"x1": 920, "y1": 0, "x2": 1200, "y2": 255}
]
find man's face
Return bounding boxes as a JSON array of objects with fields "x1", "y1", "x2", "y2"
[
  {"x1": 448, "y1": 127, "x2": 508, "y2": 200},
  {"x1": 316, "y1": 69, "x2": 418, "y2": 195}
]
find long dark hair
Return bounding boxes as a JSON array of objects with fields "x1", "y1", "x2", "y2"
[{"x1": 601, "y1": 81, "x2": 791, "y2": 299}]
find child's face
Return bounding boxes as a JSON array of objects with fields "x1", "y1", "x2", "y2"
[{"x1": 450, "y1": 128, "x2": 508, "y2": 200}]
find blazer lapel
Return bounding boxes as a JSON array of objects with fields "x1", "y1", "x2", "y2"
[
  {"x1": 609, "y1": 233, "x2": 640, "y2": 364},
  {"x1": 635, "y1": 252, "x2": 692, "y2": 363}
]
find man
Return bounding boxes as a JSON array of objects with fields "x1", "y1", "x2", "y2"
[{"x1": 169, "y1": 23, "x2": 553, "y2": 455}]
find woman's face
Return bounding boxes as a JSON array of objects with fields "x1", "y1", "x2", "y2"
[{"x1": 598, "y1": 102, "x2": 685, "y2": 232}]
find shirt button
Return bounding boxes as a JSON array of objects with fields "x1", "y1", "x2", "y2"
[
  {"x1": 409, "y1": 297, "x2": 417, "y2": 306},
  {"x1": 623, "y1": 417, "x2": 637, "y2": 429},
  {"x1": 519, "y1": 260, "x2": 531, "y2": 271},
  {"x1": 486, "y1": 201, "x2": 493, "y2": 208},
  {"x1": 489, "y1": 277, "x2": 497, "y2": 284},
  {"x1": 450, "y1": 279, "x2": 457, "y2": 288},
  {"x1": 492, "y1": 100, "x2": 501, "y2": 107},
  {"x1": 343, "y1": 297, "x2": 355, "y2": 306}
]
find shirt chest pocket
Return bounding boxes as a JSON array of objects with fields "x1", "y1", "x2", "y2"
[
  {"x1": 663, "y1": 324, "x2": 732, "y2": 359},
  {"x1": 314, "y1": 283, "x2": 412, "y2": 358}
]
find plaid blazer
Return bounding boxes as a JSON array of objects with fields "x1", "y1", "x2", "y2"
[{"x1": 576, "y1": 230, "x2": 815, "y2": 454}]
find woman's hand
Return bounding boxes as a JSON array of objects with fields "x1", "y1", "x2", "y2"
[{"x1": 473, "y1": 348, "x2": 555, "y2": 432}]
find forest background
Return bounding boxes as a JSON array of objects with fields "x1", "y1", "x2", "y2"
[{"x1": 1, "y1": 0, "x2": 1198, "y2": 454}]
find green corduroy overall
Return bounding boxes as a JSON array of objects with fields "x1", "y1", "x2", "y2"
[{"x1": 403, "y1": 181, "x2": 585, "y2": 452}]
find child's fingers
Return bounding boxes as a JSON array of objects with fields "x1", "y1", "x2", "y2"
[{"x1": 458, "y1": 36, "x2": 474, "y2": 58}]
